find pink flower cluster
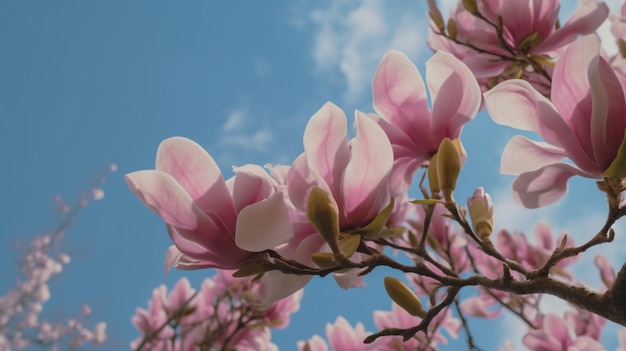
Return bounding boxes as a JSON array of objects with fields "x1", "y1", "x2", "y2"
[
  {"x1": 131, "y1": 271, "x2": 302, "y2": 350},
  {"x1": 1, "y1": 170, "x2": 114, "y2": 350}
]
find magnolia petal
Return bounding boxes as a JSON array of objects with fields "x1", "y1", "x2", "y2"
[
  {"x1": 232, "y1": 164, "x2": 275, "y2": 213},
  {"x1": 460, "y1": 296, "x2": 502, "y2": 319},
  {"x1": 235, "y1": 192, "x2": 293, "y2": 252},
  {"x1": 591, "y1": 58, "x2": 626, "y2": 167},
  {"x1": 522, "y1": 331, "x2": 561, "y2": 351},
  {"x1": 373, "y1": 50, "x2": 433, "y2": 155},
  {"x1": 303, "y1": 102, "x2": 350, "y2": 192},
  {"x1": 341, "y1": 112, "x2": 393, "y2": 225},
  {"x1": 155, "y1": 137, "x2": 236, "y2": 231},
  {"x1": 428, "y1": 52, "x2": 481, "y2": 141},
  {"x1": 536, "y1": 1, "x2": 608, "y2": 53},
  {"x1": 485, "y1": 80, "x2": 597, "y2": 173},
  {"x1": 286, "y1": 153, "x2": 329, "y2": 213},
  {"x1": 164, "y1": 245, "x2": 182, "y2": 277},
  {"x1": 255, "y1": 271, "x2": 312, "y2": 309},
  {"x1": 500, "y1": 135, "x2": 566, "y2": 175},
  {"x1": 511, "y1": 163, "x2": 590, "y2": 208},
  {"x1": 125, "y1": 170, "x2": 204, "y2": 230},
  {"x1": 462, "y1": 55, "x2": 510, "y2": 79}
]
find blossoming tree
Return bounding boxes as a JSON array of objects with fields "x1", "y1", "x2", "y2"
[{"x1": 126, "y1": 0, "x2": 626, "y2": 349}]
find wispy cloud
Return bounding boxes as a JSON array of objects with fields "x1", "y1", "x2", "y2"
[
  {"x1": 307, "y1": 0, "x2": 426, "y2": 104},
  {"x1": 215, "y1": 106, "x2": 274, "y2": 154}
]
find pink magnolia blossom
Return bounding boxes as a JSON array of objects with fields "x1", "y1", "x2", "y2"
[
  {"x1": 428, "y1": 0, "x2": 608, "y2": 93},
  {"x1": 286, "y1": 102, "x2": 393, "y2": 287},
  {"x1": 485, "y1": 35, "x2": 626, "y2": 208},
  {"x1": 522, "y1": 313, "x2": 604, "y2": 351},
  {"x1": 125, "y1": 137, "x2": 294, "y2": 270},
  {"x1": 374, "y1": 303, "x2": 460, "y2": 350},
  {"x1": 370, "y1": 50, "x2": 480, "y2": 194}
]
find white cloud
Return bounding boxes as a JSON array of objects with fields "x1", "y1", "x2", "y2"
[
  {"x1": 223, "y1": 108, "x2": 246, "y2": 132},
  {"x1": 308, "y1": 0, "x2": 426, "y2": 104},
  {"x1": 216, "y1": 107, "x2": 274, "y2": 154}
]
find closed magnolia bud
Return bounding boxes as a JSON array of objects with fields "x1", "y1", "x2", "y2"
[
  {"x1": 436, "y1": 138, "x2": 463, "y2": 203},
  {"x1": 447, "y1": 18, "x2": 457, "y2": 40},
  {"x1": 307, "y1": 186, "x2": 340, "y2": 246},
  {"x1": 428, "y1": 153, "x2": 441, "y2": 197},
  {"x1": 462, "y1": 0, "x2": 479, "y2": 15},
  {"x1": 467, "y1": 187, "x2": 494, "y2": 240},
  {"x1": 384, "y1": 276, "x2": 427, "y2": 318}
]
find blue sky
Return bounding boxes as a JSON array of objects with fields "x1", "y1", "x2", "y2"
[{"x1": 1, "y1": 0, "x2": 626, "y2": 349}]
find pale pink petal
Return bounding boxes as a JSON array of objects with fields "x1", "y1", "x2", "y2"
[
  {"x1": 373, "y1": 50, "x2": 433, "y2": 156},
  {"x1": 522, "y1": 331, "x2": 561, "y2": 351},
  {"x1": 235, "y1": 192, "x2": 293, "y2": 252},
  {"x1": 255, "y1": 271, "x2": 312, "y2": 309},
  {"x1": 341, "y1": 112, "x2": 393, "y2": 225},
  {"x1": 297, "y1": 335, "x2": 329, "y2": 351},
  {"x1": 569, "y1": 336, "x2": 606, "y2": 351},
  {"x1": 589, "y1": 56, "x2": 626, "y2": 167},
  {"x1": 462, "y1": 55, "x2": 510, "y2": 78},
  {"x1": 460, "y1": 296, "x2": 502, "y2": 319},
  {"x1": 286, "y1": 153, "x2": 329, "y2": 212},
  {"x1": 303, "y1": 102, "x2": 350, "y2": 196},
  {"x1": 511, "y1": 163, "x2": 590, "y2": 208},
  {"x1": 594, "y1": 255, "x2": 616, "y2": 288},
  {"x1": 500, "y1": 136, "x2": 566, "y2": 175},
  {"x1": 155, "y1": 137, "x2": 236, "y2": 232},
  {"x1": 125, "y1": 170, "x2": 204, "y2": 230},
  {"x1": 427, "y1": 51, "x2": 481, "y2": 142},
  {"x1": 536, "y1": 2, "x2": 609, "y2": 53},
  {"x1": 164, "y1": 245, "x2": 182, "y2": 276},
  {"x1": 486, "y1": 80, "x2": 597, "y2": 173},
  {"x1": 232, "y1": 164, "x2": 275, "y2": 213}
]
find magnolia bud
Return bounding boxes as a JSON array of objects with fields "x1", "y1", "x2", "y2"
[
  {"x1": 307, "y1": 187, "x2": 340, "y2": 247},
  {"x1": 462, "y1": 0, "x2": 479, "y2": 15},
  {"x1": 467, "y1": 187, "x2": 494, "y2": 240},
  {"x1": 384, "y1": 276, "x2": 427, "y2": 318},
  {"x1": 436, "y1": 138, "x2": 463, "y2": 203},
  {"x1": 447, "y1": 18, "x2": 458, "y2": 40},
  {"x1": 428, "y1": 153, "x2": 441, "y2": 197}
]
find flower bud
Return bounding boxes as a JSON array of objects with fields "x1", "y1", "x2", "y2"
[
  {"x1": 467, "y1": 187, "x2": 494, "y2": 240},
  {"x1": 428, "y1": 153, "x2": 441, "y2": 197},
  {"x1": 462, "y1": 0, "x2": 479, "y2": 15},
  {"x1": 436, "y1": 138, "x2": 463, "y2": 203},
  {"x1": 447, "y1": 18, "x2": 457, "y2": 40},
  {"x1": 384, "y1": 276, "x2": 427, "y2": 318},
  {"x1": 307, "y1": 186, "x2": 340, "y2": 247}
]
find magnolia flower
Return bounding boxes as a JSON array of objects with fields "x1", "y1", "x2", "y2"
[
  {"x1": 523, "y1": 313, "x2": 604, "y2": 351},
  {"x1": 287, "y1": 102, "x2": 394, "y2": 288},
  {"x1": 370, "y1": 50, "x2": 480, "y2": 194},
  {"x1": 125, "y1": 137, "x2": 294, "y2": 270},
  {"x1": 428, "y1": 0, "x2": 608, "y2": 93},
  {"x1": 485, "y1": 35, "x2": 626, "y2": 208}
]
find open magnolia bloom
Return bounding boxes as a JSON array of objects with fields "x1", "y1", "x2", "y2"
[
  {"x1": 485, "y1": 35, "x2": 626, "y2": 208},
  {"x1": 427, "y1": 0, "x2": 608, "y2": 93},
  {"x1": 287, "y1": 102, "x2": 394, "y2": 288},
  {"x1": 370, "y1": 50, "x2": 480, "y2": 194},
  {"x1": 124, "y1": 137, "x2": 302, "y2": 269}
]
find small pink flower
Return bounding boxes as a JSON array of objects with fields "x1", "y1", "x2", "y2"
[
  {"x1": 522, "y1": 313, "x2": 604, "y2": 351},
  {"x1": 485, "y1": 35, "x2": 626, "y2": 208},
  {"x1": 371, "y1": 50, "x2": 480, "y2": 194},
  {"x1": 594, "y1": 255, "x2": 616, "y2": 289}
]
